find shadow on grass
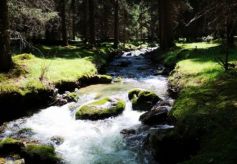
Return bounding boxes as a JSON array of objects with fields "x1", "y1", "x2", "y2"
[
  {"x1": 167, "y1": 45, "x2": 237, "y2": 65},
  {"x1": 0, "y1": 63, "x2": 26, "y2": 80},
  {"x1": 33, "y1": 44, "x2": 114, "y2": 60},
  {"x1": 170, "y1": 72, "x2": 237, "y2": 164}
]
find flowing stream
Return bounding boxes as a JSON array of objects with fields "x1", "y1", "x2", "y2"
[{"x1": 1, "y1": 48, "x2": 172, "y2": 164}]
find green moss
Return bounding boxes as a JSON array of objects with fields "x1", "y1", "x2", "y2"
[
  {"x1": 128, "y1": 88, "x2": 142, "y2": 100},
  {"x1": 76, "y1": 97, "x2": 126, "y2": 120},
  {"x1": 0, "y1": 139, "x2": 60, "y2": 163},
  {"x1": 0, "y1": 138, "x2": 21, "y2": 147},
  {"x1": 23, "y1": 144, "x2": 60, "y2": 163},
  {"x1": 66, "y1": 92, "x2": 79, "y2": 102},
  {"x1": 0, "y1": 138, "x2": 24, "y2": 155},
  {"x1": 96, "y1": 75, "x2": 113, "y2": 82},
  {"x1": 159, "y1": 42, "x2": 237, "y2": 164},
  {"x1": 128, "y1": 89, "x2": 160, "y2": 111}
]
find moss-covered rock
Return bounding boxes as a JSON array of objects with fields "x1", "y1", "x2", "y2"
[
  {"x1": 128, "y1": 89, "x2": 142, "y2": 100},
  {"x1": 79, "y1": 75, "x2": 113, "y2": 87},
  {"x1": 0, "y1": 138, "x2": 60, "y2": 164},
  {"x1": 76, "y1": 97, "x2": 126, "y2": 120},
  {"x1": 23, "y1": 144, "x2": 60, "y2": 164},
  {"x1": 128, "y1": 89, "x2": 160, "y2": 111},
  {"x1": 0, "y1": 138, "x2": 24, "y2": 155}
]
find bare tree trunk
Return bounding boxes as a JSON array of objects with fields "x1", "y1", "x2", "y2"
[
  {"x1": 224, "y1": 0, "x2": 231, "y2": 71},
  {"x1": 158, "y1": 0, "x2": 174, "y2": 50},
  {"x1": 71, "y1": 0, "x2": 76, "y2": 40},
  {"x1": 61, "y1": 0, "x2": 68, "y2": 46},
  {"x1": 114, "y1": 0, "x2": 119, "y2": 48},
  {"x1": 123, "y1": 8, "x2": 128, "y2": 44},
  {"x1": 89, "y1": 0, "x2": 95, "y2": 46},
  {"x1": 83, "y1": 0, "x2": 89, "y2": 43},
  {"x1": 102, "y1": 0, "x2": 109, "y2": 42},
  {"x1": 0, "y1": 0, "x2": 12, "y2": 72}
]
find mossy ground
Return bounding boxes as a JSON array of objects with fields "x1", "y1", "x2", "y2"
[
  {"x1": 0, "y1": 44, "x2": 114, "y2": 95},
  {"x1": 161, "y1": 42, "x2": 237, "y2": 164}
]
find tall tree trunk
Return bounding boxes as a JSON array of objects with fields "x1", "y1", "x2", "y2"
[
  {"x1": 61, "y1": 0, "x2": 68, "y2": 46},
  {"x1": 224, "y1": 0, "x2": 231, "y2": 71},
  {"x1": 71, "y1": 0, "x2": 76, "y2": 40},
  {"x1": 114, "y1": 0, "x2": 119, "y2": 48},
  {"x1": 102, "y1": 0, "x2": 109, "y2": 42},
  {"x1": 88, "y1": 0, "x2": 95, "y2": 46},
  {"x1": 123, "y1": 8, "x2": 128, "y2": 44},
  {"x1": 158, "y1": 0, "x2": 174, "y2": 50},
  {"x1": 0, "y1": 0, "x2": 12, "y2": 72},
  {"x1": 227, "y1": 22, "x2": 235, "y2": 47},
  {"x1": 83, "y1": 0, "x2": 89, "y2": 43}
]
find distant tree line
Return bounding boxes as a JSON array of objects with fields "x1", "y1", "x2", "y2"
[{"x1": 0, "y1": 0, "x2": 237, "y2": 72}]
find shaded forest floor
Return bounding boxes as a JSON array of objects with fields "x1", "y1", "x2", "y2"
[{"x1": 158, "y1": 42, "x2": 237, "y2": 164}]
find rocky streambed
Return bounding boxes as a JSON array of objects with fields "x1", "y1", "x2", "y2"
[{"x1": 0, "y1": 48, "x2": 175, "y2": 164}]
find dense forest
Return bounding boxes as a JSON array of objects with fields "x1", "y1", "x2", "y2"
[{"x1": 0, "y1": 0, "x2": 237, "y2": 164}]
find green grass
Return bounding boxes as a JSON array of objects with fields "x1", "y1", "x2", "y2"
[
  {"x1": 161, "y1": 42, "x2": 237, "y2": 164},
  {"x1": 0, "y1": 44, "x2": 114, "y2": 95},
  {"x1": 164, "y1": 42, "x2": 237, "y2": 88}
]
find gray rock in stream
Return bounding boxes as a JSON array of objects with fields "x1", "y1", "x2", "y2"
[
  {"x1": 120, "y1": 129, "x2": 136, "y2": 137},
  {"x1": 139, "y1": 107, "x2": 169, "y2": 126}
]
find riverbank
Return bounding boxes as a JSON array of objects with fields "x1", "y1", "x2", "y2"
[
  {"x1": 150, "y1": 42, "x2": 237, "y2": 164},
  {"x1": 0, "y1": 44, "x2": 117, "y2": 123}
]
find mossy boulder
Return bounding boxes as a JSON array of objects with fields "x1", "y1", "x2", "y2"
[
  {"x1": 128, "y1": 89, "x2": 160, "y2": 111},
  {"x1": 23, "y1": 144, "x2": 60, "y2": 164},
  {"x1": 76, "y1": 97, "x2": 126, "y2": 120},
  {"x1": 0, "y1": 138, "x2": 24, "y2": 155},
  {"x1": 0, "y1": 138, "x2": 60, "y2": 164}
]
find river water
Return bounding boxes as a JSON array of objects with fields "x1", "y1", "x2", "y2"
[{"x1": 1, "y1": 48, "x2": 171, "y2": 164}]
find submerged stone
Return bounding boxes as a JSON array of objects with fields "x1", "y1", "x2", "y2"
[
  {"x1": 50, "y1": 136, "x2": 64, "y2": 146},
  {"x1": 120, "y1": 129, "x2": 136, "y2": 138},
  {"x1": 128, "y1": 89, "x2": 160, "y2": 111},
  {"x1": 76, "y1": 97, "x2": 126, "y2": 120}
]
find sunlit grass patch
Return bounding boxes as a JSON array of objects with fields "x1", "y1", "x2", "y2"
[
  {"x1": 165, "y1": 42, "x2": 237, "y2": 88},
  {"x1": 176, "y1": 42, "x2": 220, "y2": 50},
  {"x1": 0, "y1": 44, "x2": 113, "y2": 95}
]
